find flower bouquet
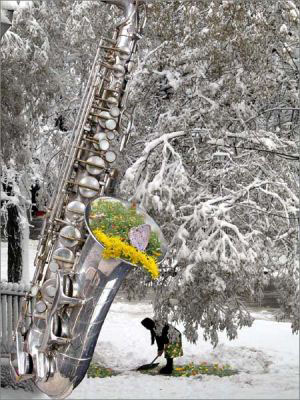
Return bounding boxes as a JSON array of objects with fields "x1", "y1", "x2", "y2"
[{"x1": 88, "y1": 198, "x2": 165, "y2": 279}]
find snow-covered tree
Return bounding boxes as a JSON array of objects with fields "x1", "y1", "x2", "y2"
[
  {"x1": 119, "y1": 0, "x2": 299, "y2": 345},
  {"x1": 0, "y1": 0, "x2": 112, "y2": 281}
]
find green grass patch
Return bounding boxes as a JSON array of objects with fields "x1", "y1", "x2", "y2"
[
  {"x1": 140, "y1": 362, "x2": 238, "y2": 377},
  {"x1": 87, "y1": 362, "x2": 119, "y2": 378},
  {"x1": 89, "y1": 199, "x2": 161, "y2": 257},
  {"x1": 173, "y1": 362, "x2": 238, "y2": 377}
]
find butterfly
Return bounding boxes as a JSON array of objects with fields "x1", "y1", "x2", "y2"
[{"x1": 129, "y1": 224, "x2": 151, "y2": 251}]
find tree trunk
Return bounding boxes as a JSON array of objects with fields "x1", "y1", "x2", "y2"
[{"x1": 7, "y1": 204, "x2": 22, "y2": 282}]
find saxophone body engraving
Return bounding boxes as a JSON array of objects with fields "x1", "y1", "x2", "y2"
[{"x1": 10, "y1": 2, "x2": 158, "y2": 398}]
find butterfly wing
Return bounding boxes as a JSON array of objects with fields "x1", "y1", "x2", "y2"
[{"x1": 129, "y1": 224, "x2": 151, "y2": 251}]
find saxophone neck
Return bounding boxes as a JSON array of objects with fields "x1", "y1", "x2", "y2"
[{"x1": 101, "y1": 0, "x2": 146, "y2": 21}]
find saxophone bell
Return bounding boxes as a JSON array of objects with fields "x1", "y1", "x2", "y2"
[{"x1": 34, "y1": 197, "x2": 166, "y2": 398}]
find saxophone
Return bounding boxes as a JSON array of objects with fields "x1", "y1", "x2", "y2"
[{"x1": 10, "y1": 1, "x2": 166, "y2": 398}]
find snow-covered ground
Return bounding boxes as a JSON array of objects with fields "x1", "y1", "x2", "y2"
[{"x1": 1, "y1": 241, "x2": 299, "y2": 399}]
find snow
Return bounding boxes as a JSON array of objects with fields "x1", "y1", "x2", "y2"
[
  {"x1": 279, "y1": 24, "x2": 288, "y2": 34},
  {"x1": 0, "y1": 1, "x2": 32, "y2": 11},
  {"x1": 1, "y1": 242, "x2": 299, "y2": 399},
  {"x1": 0, "y1": 1, "x2": 19, "y2": 11}
]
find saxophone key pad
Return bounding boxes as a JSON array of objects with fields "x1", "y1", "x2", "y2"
[
  {"x1": 105, "y1": 119, "x2": 117, "y2": 131},
  {"x1": 99, "y1": 139, "x2": 110, "y2": 151},
  {"x1": 92, "y1": 132, "x2": 105, "y2": 149},
  {"x1": 36, "y1": 301, "x2": 47, "y2": 314},
  {"x1": 66, "y1": 201, "x2": 86, "y2": 223},
  {"x1": 109, "y1": 106, "x2": 120, "y2": 118},
  {"x1": 118, "y1": 46, "x2": 130, "y2": 60},
  {"x1": 31, "y1": 285, "x2": 39, "y2": 296},
  {"x1": 84, "y1": 124, "x2": 91, "y2": 132},
  {"x1": 113, "y1": 64, "x2": 125, "y2": 78},
  {"x1": 41, "y1": 279, "x2": 57, "y2": 303},
  {"x1": 107, "y1": 96, "x2": 118, "y2": 107},
  {"x1": 106, "y1": 131, "x2": 116, "y2": 140},
  {"x1": 105, "y1": 150, "x2": 117, "y2": 163},
  {"x1": 78, "y1": 176, "x2": 100, "y2": 198},
  {"x1": 107, "y1": 96, "x2": 118, "y2": 106},
  {"x1": 86, "y1": 155, "x2": 106, "y2": 175},
  {"x1": 59, "y1": 225, "x2": 81, "y2": 248},
  {"x1": 52, "y1": 248, "x2": 75, "y2": 268},
  {"x1": 98, "y1": 111, "x2": 110, "y2": 128},
  {"x1": 49, "y1": 262, "x2": 59, "y2": 273}
]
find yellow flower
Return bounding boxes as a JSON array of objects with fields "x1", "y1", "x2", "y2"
[{"x1": 92, "y1": 229, "x2": 160, "y2": 279}]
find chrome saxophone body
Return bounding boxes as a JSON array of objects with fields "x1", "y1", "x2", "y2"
[{"x1": 10, "y1": 1, "x2": 155, "y2": 398}]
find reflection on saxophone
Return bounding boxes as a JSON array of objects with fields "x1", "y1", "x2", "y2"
[{"x1": 10, "y1": 1, "x2": 149, "y2": 398}]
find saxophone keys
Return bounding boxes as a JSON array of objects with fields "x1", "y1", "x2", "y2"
[
  {"x1": 105, "y1": 151, "x2": 117, "y2": 163},
  {"x1": 78, "y1": 176, "x2": 100, "y2": 198},
  {"x1": 66, "y1": 200, "x2": 86, "y2": 223},
  {"x1": 59, "y1": 225, "x2": 81, "y2": 248},
  {"x1": 107, "y1": 96, "x2": 118, "y2": 106},
  {"x1": 83, "y1": 124, "x2": 92, "y2": 132},
  {"x1": 49, "y1": 262, "x2": 59, "y2": 273},
  {"x1": 36, "y1": 301, "x2": 47, "y2": 314},
  {"x1": 39, "y1": 279, "x2": 57, "y2": 306},
  {"x1": 96, "y1": 111, "x2": 111, "y2": 128},
  {"x1": 98, "y1": 110, "x2": 110, "y2": 120},
  {"x1": 109, "y1": 168, "x2": 118, "y2": 179},
  {"x1": 31, "y1": 285, "x2": 39, "y2": 296},
  {"x1": 86, "y1": 155, "x2": 106, "y2": 175},
  {"x1": 106, "y1": 130, "x2": 116, "y2": 140},
  {"x1": 127, "y1": 60, "x2": 135, "y2": 73},
  {"x1": 103, "y1": 86, "x2": 121, "y2": 94},
  {"x1": 50, "y1": 336, "x2": 71, "y2": 346},
  {"x1": 99, "y1": 139, "x2": 110, "y2": 151},
  {"x1": 105, "y1": 119, "x2": 117, "y2": 131},
  {"x1": 94, "y1": 95, "x2": 118, "y2": 106},
  {"x1": 104, "y1": 168, "x2": 118, "y2": 193},
  {"x1": 57, "y1": 293, "x2": 86, "y2": 307},
  {"x1": 113, "y1": 64, "x2": 125, "y2": 78},
  {"x1": 109, "y1": 106, "x2": 120, "y2": 118},
  {"x1": 101, "y1": 45, "x2": 130, "y2": 60},
  {"x1": 45, "y1": 282, "x2": 57, "y2": 297},
  {"x1": 118, "y1": 46, "x2": 131, "y2": 60},
  {"x1": 92, "y1": 132, "x2": 106, "y2": 149},
  {"x1": 102, "y1": 36, "x2": 117, "y2": 46},
  {"x1": 52, "y1": 248, "x2": 75, "y2": 268}
]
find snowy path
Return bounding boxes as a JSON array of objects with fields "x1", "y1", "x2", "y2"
[
  {"x1": 1, "y1": 302, "x2": 299, "y2": 399},
  {"x1": 1, "y1": 241, "x2": 299, "y2": 399}
]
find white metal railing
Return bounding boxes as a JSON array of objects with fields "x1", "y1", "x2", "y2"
[{"x1": 0, "y1": 281, "x2": 32, "y2": 357}]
